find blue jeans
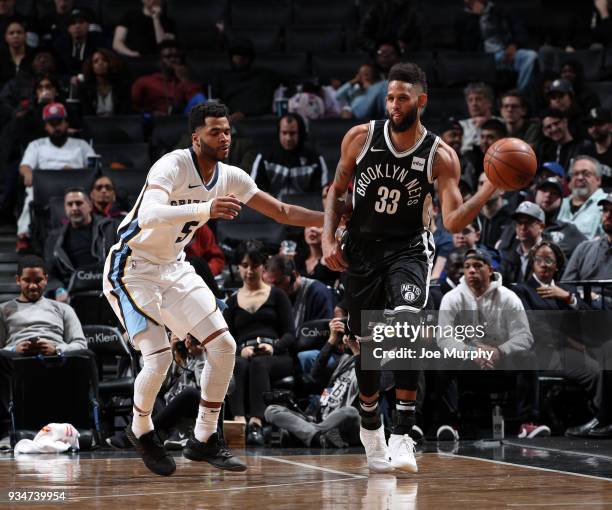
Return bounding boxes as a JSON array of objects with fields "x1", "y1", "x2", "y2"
[
  {"x1": 494, "y1": 48, "x2": 538, "y2": 92},
  {"x1": 297, "y1": 349, "x2": 337, "y2": 374}
]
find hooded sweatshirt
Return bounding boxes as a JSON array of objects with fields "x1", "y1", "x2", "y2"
[{"x1": 437, "y1": 272, "x2": 533, "y2": 357}]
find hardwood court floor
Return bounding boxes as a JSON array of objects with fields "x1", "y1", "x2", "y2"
[{"x1": 2, "y1": 443, "x2": 612, "y2": 509}]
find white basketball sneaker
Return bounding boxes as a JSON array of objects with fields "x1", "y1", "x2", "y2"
[
  {"x1": 360, "y1": 425, "x2": 394, "y2": 473},
  {"x1": 388, "y1": 433, "x2": 418, "y2": 473}
]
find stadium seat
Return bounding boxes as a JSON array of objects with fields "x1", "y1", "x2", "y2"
[
  {"x1": 100, "y1": 0, "x2": 140, "y2": 32},
  {"x1": 100, "y1": 168, "x2": 148, "y2": 203},
  {"x1": 282, "y1": 193, "x2": 324, "y2": 212},
  {"x1": 437, "y1": 51, "x2": 497, "y2": 86},
  {"x1": 254, "y1": 53, "x2": 310, "y2": 81},
  {"x1": 295, "y1": 318, "x2": 331, "y2": 352},
  {"x1": 178, "y1": 27, "x2": 222, "y2": 52},
  {"x1": 186, "y1": 53, "x2": 230, "y2": 85},
  {"x1": 309, "y1": 118, "x2": 360, "y2": 145},
  {"x1": 285, "y1": 26, "x2": 345, "y2": 53},
  {"x1": 421, "y1": 87, "x2": 467, "y2": 120},
  {"x1": 230, "y1": 0, "x2": 291, "y2": 27},
  {"x1": 167, "y1": 0, "x2": 228, "y2": 26},
  {"x1": 32, "y1": 169, "x2": 96, "y2": 206},
  {"x1": 587, "y1": 82, "x2": 612, "y2": 110},
  {"x1": 559, "y1": 49, "x2": 604, "y2": 82},
  {"x1": 94, "y1": 143, "x2": 151, "y2": 169},
  {"x1": 314, "y1": 140, "x2": 341, "y2": 170},
  {"x1": 226, "y1": 26, "x2": 283, "y2": 54},
  {"x1": 234, "y1": 117, "x2": 279, "y2": 147},
  {"x1": 82, "y1": 115, "x2": 145, "y2": 144},
  {"x1": 216, "y1": 205, "x2": 287, "y2": 250},
  {"x1": 401, "y1": 51, "x2": 437, "y2": 86},
  {"x1": 292, "y1": 0, "x2": 356, "y2": 26},
  {"x1": 426, "y1": 4, "x2": 463, "y2": 49},
  {"x1": 123, "y1": 55, "x2": 160, "y2": 81},
  {"x1": 150, "y1": 115, "x2": 189, "y2": 159},
  {"x1": 49, "y1": 196, "x2": 66, "y2": 229},
  {"x1": 312, "y1": 52, "x2": 369, "y2": 83}
]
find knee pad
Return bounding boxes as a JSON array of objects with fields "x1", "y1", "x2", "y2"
[
  {"x1": 134, "y1": 324, "x2": 173, "y2": 376},
  {"x1": 200, "y1": 331, "x2": 236, "y2": 403}
]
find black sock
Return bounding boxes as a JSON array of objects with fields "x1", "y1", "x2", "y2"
[
  {"x1": 359, "y1": 399, "x2": 381, "y2": 431},
  {"x1": 393, "y1": 399, "x2": 416, "y2": 435}
]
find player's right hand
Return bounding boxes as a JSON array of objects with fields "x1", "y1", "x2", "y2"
[
  {"x1": 210, "y1": 195, "x2": 241, "y2": 220},
  {"x1": 322, "y1": 239, "x2": 348, "y2": 272}
]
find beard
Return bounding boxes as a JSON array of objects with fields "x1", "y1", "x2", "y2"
[
  {"x1": 388, "y1": 105, "x2": 418, "y2": 132},
  {"x1": 571, "y1": 186, "x2": 589, "y2": 199},
  {"x1": 49, "y1": 131, "x2": 68, "y2": 147},
  {"x1": 199, "y1": 136, "x2": 227, "y2": 162}
]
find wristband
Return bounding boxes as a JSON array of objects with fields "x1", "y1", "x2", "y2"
[{"x1": 195, "y1": 201, "x2": 212, "y2": 222}]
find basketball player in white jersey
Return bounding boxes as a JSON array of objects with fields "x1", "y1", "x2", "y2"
[{"x1": 103, "y1": 102, "x2": 323, "y2": 476}]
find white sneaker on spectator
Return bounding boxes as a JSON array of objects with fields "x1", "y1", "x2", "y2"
[
  {"x1": 360, "y1": 425, "x2": 394, "y2": 473},
  {"x1": 436, "y1": 425, "x2": 460, "y2": 442},
  {"x1": 388, "y1": 434, "x2": 418, "y2": 473},
  {"x1": 518, "y1": 423, "x2": 551, "y2": 439}
]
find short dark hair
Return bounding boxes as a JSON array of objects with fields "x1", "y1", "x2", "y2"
[
  {"x1": 158, "y1": 39, "x2": 180, "y2": 53},
  {"x1": 265, "y1": 254, "x2": 296, "y2": 277},
  {"x1": 540, "y1": 108, "x2": 566, "y2": 120},
  {"x1": 189, "y1": 101, "x2": 230, "y2": 134},
  {"x1": 89, "y1": 175, "x2": 116, "y2": 192},
  {"x1": 64, "y1": 186, "x2": 89, "y2": 200},
  {"x1": 481, "y1": 119, "x2": 507, "y2": 138},
  {"x1": 17, "y1": 255, "x2": 47, "y2": 276},
  {"x1": 528, "y1": 240, "x2": 565, "y2": 280},
  {"x1": 387, "y1": 62, "x2": 428, "y2": 93},
  {"x1": 235, "y1": 240, "x2": 267, "y2": 266},
  {"x1": 500, "y1": 89, "x2": 527, "y2": 109}
]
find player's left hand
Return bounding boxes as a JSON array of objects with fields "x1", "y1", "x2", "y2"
[
  {"x1": 210, "y1": 195, "x2": 241, "y2": 220},
  {"x1": 322, "y1": 239, "x2": 348, "y2": 272},
  {"x1": 37, "y1": 339, "x2": 57, "y2": 356}
]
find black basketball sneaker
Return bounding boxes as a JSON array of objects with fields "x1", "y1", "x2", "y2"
[
  {"x1": 183, "y1": 433, "x2": 247, "y2": 472},
  {"x1": 125, "y1": 425, "x2": 177, "y2": 476}
]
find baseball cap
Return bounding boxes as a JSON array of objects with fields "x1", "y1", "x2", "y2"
[
  {"x1": 464, "y1": 248, "x2": 493, "y2": 267},
  {"x1": 548, "y1": 78, "x2": 574, "y2": 96},
  {"x1": 536, "y1": 177, "x2": 563, "y2": 195},
  {"x1": 68, "y1": 8, "x2": 90, "y2": 24},
  {"x1": 511, "y1": 201, "x2": 545, "y2": 223},
  {"x1": 586, "y1": 107, "x2": 611, "y2": 126},
  {"x1": 42, "y1": 102, "x2": 67, "y2": 122},
  {"x1": 440, "y1": 117, "x2": 463, "y2": 134},
  {"x1": 598, "y1": 193, "x2": 612, "y2": 207},
  {"x1": 540, "y1": 161, "x2": 565, "y2": 178}
]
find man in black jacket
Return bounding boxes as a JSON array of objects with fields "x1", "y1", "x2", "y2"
[{"x1": 44, "y1": 187, "x2": 118, "y2": 294}]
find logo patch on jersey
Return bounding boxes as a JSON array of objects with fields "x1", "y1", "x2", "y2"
[
  {"x1": 401, "y1": 283, "x2": 421, "y2": 303},
  {"x1": 370, "y1": 147, "x2": 385, "y2": 152},
  {"x1": 188, "y1": 184, "x2": 201, "y2": 189},
  {"x1": 411, "y1": 156, "x2": 425, "y2": 172}
]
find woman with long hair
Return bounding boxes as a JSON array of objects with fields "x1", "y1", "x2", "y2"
[{"x1": 0, "y1": 20, "x2": 32, "y2": 84}]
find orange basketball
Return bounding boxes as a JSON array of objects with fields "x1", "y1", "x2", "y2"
[{"x1": 483, "y1": 137, "x2": 537, "y2": 191}]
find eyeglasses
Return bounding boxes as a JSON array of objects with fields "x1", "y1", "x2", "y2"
[
  {"x1": 94, "y1": 184, "x2": 113, "y2": 191},
  {"x1": 570, "y1": 169, "x2": 596, "y2": 178},
  {"x1": 534, "y1": 256, "x2": 556, "y2": 266},
  {"x1": 461, "y1": 227, "x2": 475, "y2": 235}
]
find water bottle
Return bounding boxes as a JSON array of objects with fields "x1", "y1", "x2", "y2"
[{"x1": 492, "y1": 405, "x2": 505, "y2": 440}]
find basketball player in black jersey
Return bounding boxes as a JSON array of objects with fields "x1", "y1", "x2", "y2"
[{"x1": 322, "y1": 63, "x2": 499, "y2": 474}]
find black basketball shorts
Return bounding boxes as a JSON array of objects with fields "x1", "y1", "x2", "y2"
[{"x1": 343, "y1": 229, "x2": 435, "y2": 337}]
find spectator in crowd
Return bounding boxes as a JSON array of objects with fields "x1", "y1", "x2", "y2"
[
  {"x1": 564, "y1": 0, "x2": 612, "y2": 55},
  {"x1": 563, "y1": 193, "x2": 612, "y2": 307},
  {"x1": 264, "y1": 255, "x2": 334, "y2": 331},
  {"x1": 559, "y1": 61, "x2": 600, "y2": 114},
  {"x1": 185, "y1": 224, "x2": 225, "y2": 277},
  {"x1": 373, "y1": 41, "x2": 401, "y2": 79},
  {"x1": 0, "y1": 19, "x2": 33, "y2": 85},
  {"x1": 39, "y1": 0, "x2": 76, "y2": 45},
  {"x1": 440, "y1": 117, "x2": 478, "y2": 189},
  {"x1": 451, "y1": 218, "x2": 499, "y2": 267},
  {"x1": 513, "y1": 241, "x2": 598, "y2": 411},
  {"x1": 0, "y1": 255, "x2": 96, "y2": 440},
  {"x1": 499, "y1": 89, "x2": 540, "y2": 147},
  {"x1": 265, "y1": 315, "x2": 361, "y2": 448},
  {"x1": 499, "y1": 202, "x2": 545, "y2": 285},
  {"x1": 112, "y1": 0, "x2": 175, "y2": 57},
  {"x1": 0, "y1": 0, "x2": 37, "y2": 46},
  {"x1": 537, "y1": 109, "x2": 583, "y2": 172},
  {"x1": 431, "y1": 198, "x2": 455, "y2": 280},
  {"x1": 582, "y1": 108, "x2": 612, "y2": 188},
  {"x1": 251, "y1": 113, "x2": 328, "y2": 199},
  {"x1": 89, "y1": 175, "x2": 126, "y2": 219},
  {"x1": 456, "y1": 0, "x2": 537, "y2": 93},
  {"x1": 214, "y1": 38, "x2": 277, "y2": 119},
  {"x1": 465, "y1": 118, "x2": 507, "y2": 178},
  {"x1": 16, "y1": 102, "x2": 95, "y2": 245},
  {"x1": 546, "y1": 79, "x2": 585, "y2": 139},
  {"x1": 459, "y1": 82, "x2": 498, "y2": 154},
  {"x1": 223, "y1": 241, "x2": 295, "y2": 446},
  {"x1": 557, "y1": 156, "x2": 607, "y2": 239},
  {"x1": 53, "y1": 8, "x2": 107, "y2": 77},
  {"x1": 434, "y1": 248, "x2": 467, "y2": 297},
  {"x1": 294, "y1": 227, "x2": 340, "y2": 288},
  {"x1": 335, "y1": 63, "x2": 383, "y2": 120},
  {"x1": 533, "y1": 177, "x2": 587, "y2": 258},
  {"x1": 358, "y1": 0, "x2": 425, "y2": 53},
  {"x1": 44, "y1": 187, "x2": 118, "y2": 294},
  {"x1": 131, "y1": 40, "x2": 202, "y2": 116},
  {"x1": 477, "y1": 173, "x2": 513, "y2": 250},
  {"x1": 78, "y1": 49, "x2": 131, "y2": 116},
  {"x1": 436, "y1": 248, "x2": 549, "y2": 439}
]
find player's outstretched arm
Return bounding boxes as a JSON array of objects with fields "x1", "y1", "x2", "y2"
[
  {"x1": 434, "y1": 142, "x2": 498, "y2": 233},
  {"x1": 138, "y1": 185, "x2": 241, "y2": 228},
  {"x1": 322, "y1": 124, "x2": 367, "y2": 271},
  {"x1": 246, "y1": 191, "x2": 324, "y2": 228}
]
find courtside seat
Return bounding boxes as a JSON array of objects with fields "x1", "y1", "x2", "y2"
[
  {"x1": 82, "y1": 115, "x2": 145, "y2": 144},
  {"x1": 150, "y1": 115, "x2": 188, "y2": 159},
  {"x1": 95, "y1": 143, "x2": 151, "y2": 169}
]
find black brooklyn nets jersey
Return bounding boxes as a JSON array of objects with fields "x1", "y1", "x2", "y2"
[{"x1": 349, "y1": 119, "x2": 439, "y2": 240}]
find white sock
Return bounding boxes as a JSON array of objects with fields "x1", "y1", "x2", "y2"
[
  {"x1": 132, "y1": 407, "x2": 154, "y2": 438},
  {"x1": 194, "y1": 405, "x2": 221, "y2": 443}
]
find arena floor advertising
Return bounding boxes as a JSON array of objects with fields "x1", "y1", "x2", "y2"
[{"x1": 3, "y1": 438, "x2": 612, "y2": 509}]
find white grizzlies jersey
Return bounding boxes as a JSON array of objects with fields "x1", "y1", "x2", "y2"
[{"x1": 116, "y1": 148, "x2": 259, "y2": 264}]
